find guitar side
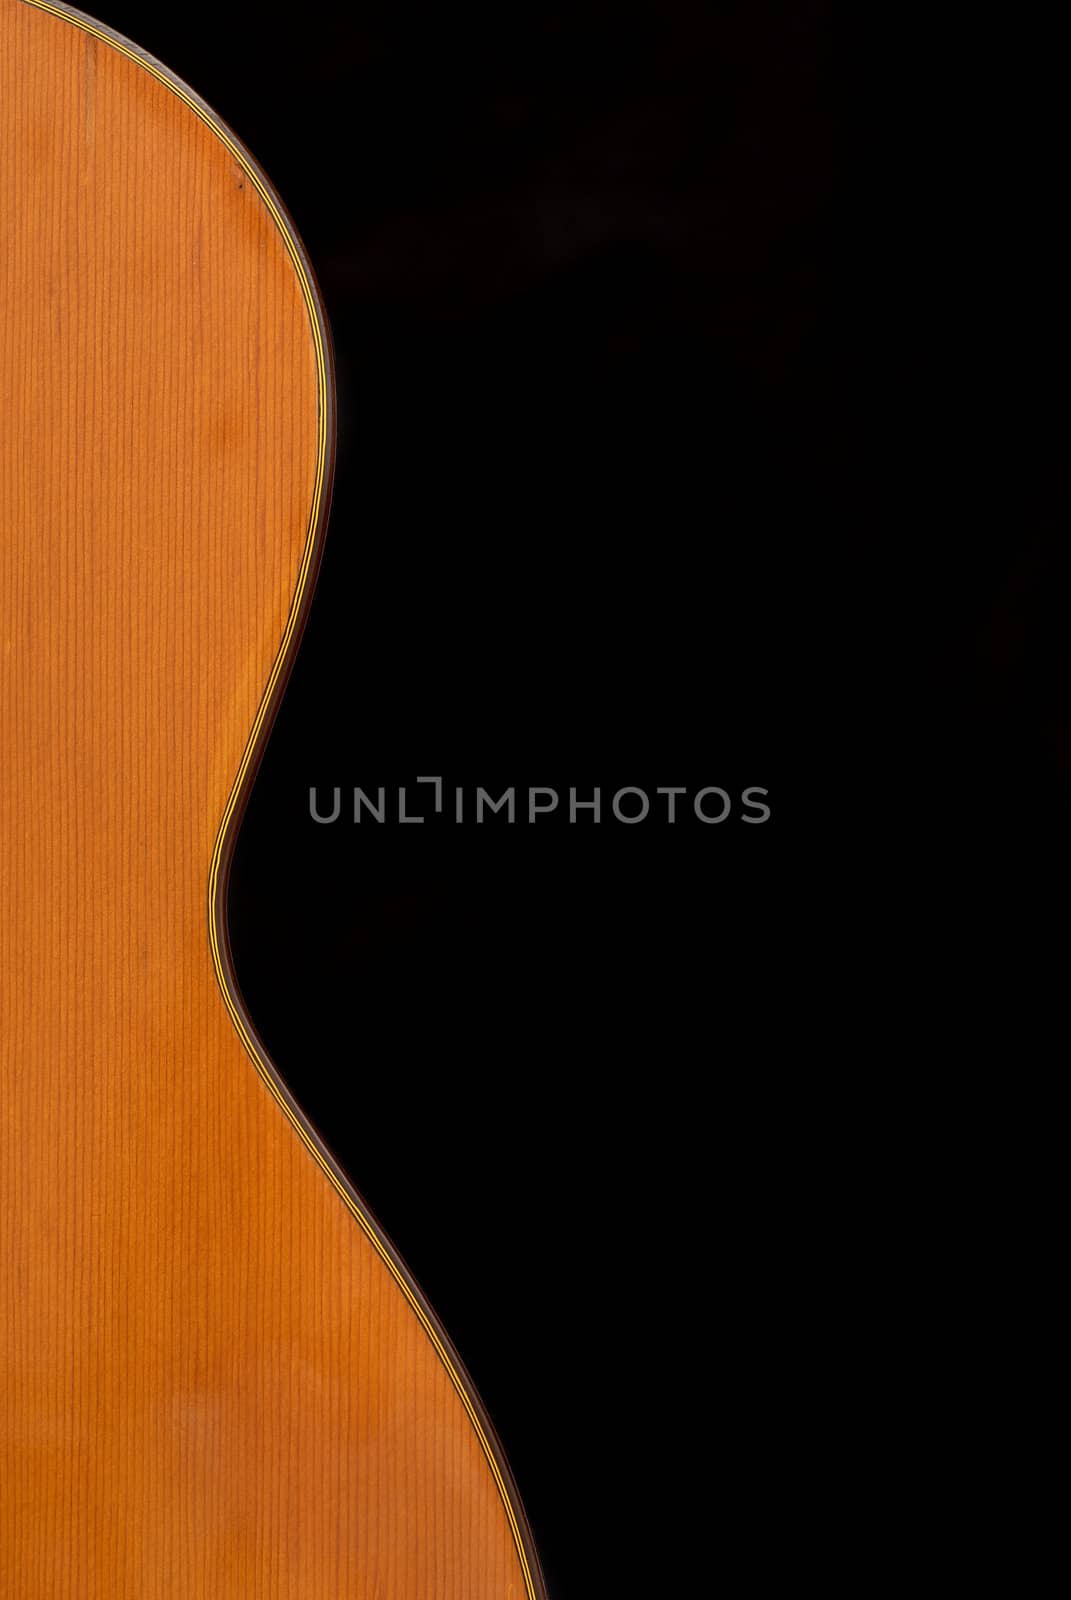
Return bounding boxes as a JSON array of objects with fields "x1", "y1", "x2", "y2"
[{"x1": 0, "y1": 2, "x2": 546, "y2": 1594}]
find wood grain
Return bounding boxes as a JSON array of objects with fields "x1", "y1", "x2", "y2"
[{"x1": 0, "y1": 3, "x2": 542, "y2": 1594}]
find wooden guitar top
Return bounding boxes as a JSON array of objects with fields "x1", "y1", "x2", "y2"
[{"x1": 0, "y1": 2, "x2": 544, "y2": 1593}]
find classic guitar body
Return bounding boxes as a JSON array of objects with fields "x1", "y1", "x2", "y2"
[{"x1": 0, "y1": 3, "x2": 543, "y2": 1595}]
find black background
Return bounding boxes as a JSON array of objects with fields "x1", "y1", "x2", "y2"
[{"x1": 79, "y1": 3, "x2": 830, "y2": 1591}]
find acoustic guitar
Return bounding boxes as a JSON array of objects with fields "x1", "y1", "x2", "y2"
[{"x1": 0, "y1": 2, "x2": 546, "y2": 1594}]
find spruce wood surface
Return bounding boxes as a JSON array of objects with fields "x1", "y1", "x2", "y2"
[{"x1": 0, "y1": 3, "x2": 541, "y2": 1594}]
